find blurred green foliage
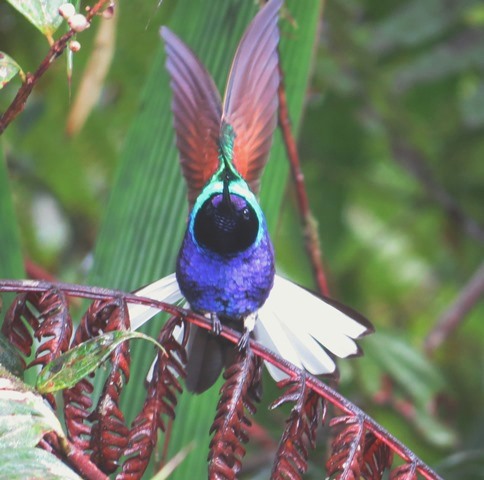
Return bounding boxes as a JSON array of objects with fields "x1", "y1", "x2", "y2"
[{"x1": 1, "y1": 0, "x2": 484, "y2": 478}]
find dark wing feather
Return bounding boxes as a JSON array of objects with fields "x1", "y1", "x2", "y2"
[
  {"x1": 161, "y1": 27, "x2": 222, "y2": 208},
  {"x1": 222, "y1": 0, "x2": 282, "y2": 194}
]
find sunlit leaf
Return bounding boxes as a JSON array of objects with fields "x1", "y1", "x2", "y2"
[
  {"x1": 0, "y1": 52, "x2": 22, "y2": 90},
  {"x1": 0, "y1": 448, "x2": 82, "y2": 480},
  {"x1": 37, "y1": 330, "x2": 165, "y2": 393},
  {"x1": 5, "y1": 0, "x2": 66, "y2": 38},
  {"x1": 0, "y1": 368, "x2": 65, "y2": 448}
]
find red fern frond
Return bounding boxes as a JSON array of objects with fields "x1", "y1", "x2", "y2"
[
  {"x1": 361, "y1": 432, "x2": 393, "y2": 479},
  {"x1": 2, "y1": 288, "x2": 72, "y2": 406},
  {"x1": 270, "y1": 375, "x2": 326, "y2": 479},
  {"x1": 208, "y1": 348, "x2": 263, "y2": 479},
  {"x1": 64, "y1": 297, "x2": 129, "y2": 452},
  {"x1": 89, "y1": 297, "x2": 131, "y2": 474},
  {"x1": 326, "y1": 414, "x2": 366, "y2": 479},
  {"x1": 28, "y1": 288, "x2": 72, "y2": 369},
  {"x1": 118, "y1": 316, "x2": 188, "y2": 480},
  {"x1": 64, "y1": 378, "x2": 95, "y2": 450},
  {"x1": 2, "y1": 293, "x2": 39, "y2": 362},
  {"x1": 390, "y1": 462, "x2": 419, "y2": 480}
]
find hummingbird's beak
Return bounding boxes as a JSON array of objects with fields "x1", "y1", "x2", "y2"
[{"x1": 221, "y1": 170, "x2": 235, "y2": 213}]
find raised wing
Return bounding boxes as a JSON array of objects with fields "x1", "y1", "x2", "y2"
[
  {"x1": 222, "y1": 0, "x2": 281, "y2": 194},
  {"x1": 161, "y1": 27, "x2": 222, "y2": 208}
]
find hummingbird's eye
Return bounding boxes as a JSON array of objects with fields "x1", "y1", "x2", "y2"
[{"x1": 242, "y1": 208, "x2": 250, "y2": 220}]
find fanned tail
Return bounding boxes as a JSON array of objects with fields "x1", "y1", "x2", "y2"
[{"x1": 255, "y1": 275, "x2": 373, "y2": 381}]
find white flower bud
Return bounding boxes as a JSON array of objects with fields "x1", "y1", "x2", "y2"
[
  {"x1": 69, "y1": 40, "x2": 81, "y2": 52},
  {"x1": 102, "y1": 2, "x2": 116, "y2": 19},
  {"x1": 59, "y1": 3, "x2": 76, "y2": 19},
  {"x1": 68, "y1": 14, "x2": 90, "y2": 33}
]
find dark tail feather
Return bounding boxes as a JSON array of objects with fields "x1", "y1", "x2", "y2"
[{"x1": 185, "y1": 325, "x2": 235, "y2": 393}]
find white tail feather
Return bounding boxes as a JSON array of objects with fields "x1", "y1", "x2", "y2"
[
  {"x1": 255, "y1": 275, "x2": 370, "y2": 378},
  {"x1": 128, "y1": 273, "x2": 184, "y2": 330}
]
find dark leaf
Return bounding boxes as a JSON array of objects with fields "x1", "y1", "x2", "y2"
[
  {"x1": 90, "y1": 299, "x2": 131, "y2": 473},
  {"x1": 270, "y1": 376, "x2": 326, "y2": 479},
  {"x1": 326, "y1": 415, "x2": 366, "y2": 479},
  {"x1": 118, "y1": 316, "x2": 187, "y2": 480},
  {"x1": 361, "y1": 432, "x2": 393, "y2": 480},
  {"x1": 208, "y1": 349, "x2": 263, "y2": 479},
  {"x1": 390, "y1": 462, "x2": 419, "y2": 480}
]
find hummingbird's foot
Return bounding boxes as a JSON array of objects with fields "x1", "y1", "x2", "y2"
[
  {"x1": 209, "y1": 312, "x2": 222, "y2": 335},
  {"x1": 237, "y1": 311, "x2": 258, "y2": 351}
]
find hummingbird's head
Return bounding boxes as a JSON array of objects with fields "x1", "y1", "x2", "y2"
[
  {"x1": 190, "y1": 135, "x2": 265, "y2": 255},
  {"x1": 193, "y1": 178, "x2": 259, "y2": 255}
]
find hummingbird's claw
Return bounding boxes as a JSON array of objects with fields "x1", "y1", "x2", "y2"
[
  {"x1": 237, "y1": 311, "x2": 258, "y2": 350},
  {"x1": 237, "y1": 328, "x2": 250, "y2": 351},
  {"x1": 210, "y1": 312, "x2": 222, "y2": 335}
]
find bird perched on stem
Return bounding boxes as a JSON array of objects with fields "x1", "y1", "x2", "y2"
[{"x1": 129, "y1": 0, "x2": 373, "y2": 393}]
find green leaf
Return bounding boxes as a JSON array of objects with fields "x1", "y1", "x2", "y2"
[
  {"x1": 89, "y1": 1, "x2": 322, "y2": 478},
  {"x1": 0, "y1": 143, "x2": 24, "y2": 280},
  {"x1": 5, "y1": 0, "x2": 65, "y2": 38},
  {"x1": 0, "y1": 368, "x2": 65, "y2": 448},
  {"x1": 0, "y1": 52, "x2": 23, "y2": 89},
  {"x1": 366, "y1": 332, "x2": 445, "y2": 408},
  {"x1": 0, "y1": 334, "x2": 24, "y2": 377},
  {"x1": 36, "y1": 330, "x2": 165, "y2": 393},
  {"x1": 0, "y1": 448, "x2": 82, "y2": 480},
  {"x1": 364, "y1": 332, "x2": 457, "y2": 448}
]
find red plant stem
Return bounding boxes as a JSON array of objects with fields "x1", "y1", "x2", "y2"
[
  {"x1": 0, "y1": 0, "x2": 112, "y2": 135},
  {"x1": 277, "y1": 65, "x2": 330, "y2": 297},
  {"x1": 66, "y1": 444, "x2": 109, "y2": 480},
  {"x1": 43, "y1": 432, "x2": 108, "y2": 480},
  {"x1": 0, "y1": 279, "x2": 442, "y2": 480}
]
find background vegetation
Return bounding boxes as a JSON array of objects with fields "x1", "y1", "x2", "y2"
[{"x1": 1, "y1": 0, "x2": 483, "y2": 478}]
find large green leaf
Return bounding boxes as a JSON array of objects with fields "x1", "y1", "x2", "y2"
[
  {"x1": 0, "y1": 448, "x2": 82, "y2": 480},
  {"x1": 0, "y1": 143, "x2": 24, "y2": 339},
  {"x1": 89, "y1": 0, "x2": 322, "y2": 477},
  {"x1": 0, "y1": 368, "x2": 65, "y2": 448},
  {"x1": 0, "y1": 144, "x2": 24, "y2": 280},
  {"x1": 0, "y1": 369, "x2": 80, "y2": 479}
]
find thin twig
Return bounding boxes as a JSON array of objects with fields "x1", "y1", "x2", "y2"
[
  {"x1": 0, "y1": 0, "x2": 113, "y2": 135},
  {"x1": 277, "y1": 64, "x2": 330, "y2": 296},
  {"x1": 425, "y1": 260, "x2": 484, "y2": 354},
  {"x1": 391, "y1": 139, "x2": 484, "y2": 244},
  {"x1": 0, "y1": 278, "x2": 442, "y2": 480}
]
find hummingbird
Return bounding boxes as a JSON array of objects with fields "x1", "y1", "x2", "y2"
[{"x1": 128, "y1": 0, "x2": 373, "y2": 393}]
